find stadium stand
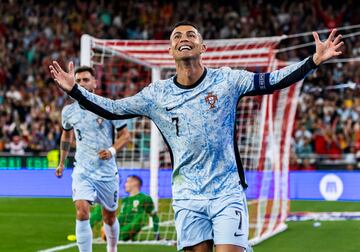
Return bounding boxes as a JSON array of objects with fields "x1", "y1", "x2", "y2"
[{"x1": 0, "y1": 0, "x2": 359, "y2": 169}]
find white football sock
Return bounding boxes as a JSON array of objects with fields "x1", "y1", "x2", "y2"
[
  {"x1": 104, "y1": 219, "x2": 119, "y2": 252},
  {"x1": 76, "y1": 219, "x2": 92, "y2": 252}
]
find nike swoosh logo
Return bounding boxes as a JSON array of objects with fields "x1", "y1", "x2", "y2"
[
  {"x1": 234, "y1": 232, "x2": 244, "y2": 237},
  {"x1": 166, "y1": 107, "x2": 175, "y2": 111}
]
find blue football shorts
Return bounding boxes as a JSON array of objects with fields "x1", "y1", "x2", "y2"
[
  {"x1": 172, "y1": 191, "x2": 250, "y2": 251},
  {"x1": 72, "y1": 173, "x2": 119, "y2": 212}
]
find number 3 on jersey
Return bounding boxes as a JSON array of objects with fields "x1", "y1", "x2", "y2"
[{"x1": 76, "y1": 129, "x2": 82, "y2": 141}]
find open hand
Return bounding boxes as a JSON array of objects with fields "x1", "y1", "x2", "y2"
[
  {"x1": 49, "y1": 61, "x2": 76, "y2": 92},
  {"x1": 312, "y1": 29, "x2": 344, "y2": 65}
]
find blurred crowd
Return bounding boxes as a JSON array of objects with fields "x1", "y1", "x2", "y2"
[
  {"x1": 0, "y1": 0, "x2": 359, "y2": 169},
  {"x1": 291, "y1": 64, "x2": 360, "y2": 170}
]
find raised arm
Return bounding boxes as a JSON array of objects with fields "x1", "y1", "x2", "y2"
[
  {"x1": 233, "y1": 29, "x2": 343, "y2": 96},
  {"x1": 49, "y1": 62, "x2": 156, "y2": 120},
  {"x1": 242, "y1": 56, "x2": 318, "y2": 96}
]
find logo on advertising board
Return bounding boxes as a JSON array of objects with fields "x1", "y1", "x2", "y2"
[{"x1": 319, "y1": 174, "x2": 344, "y2": 201}]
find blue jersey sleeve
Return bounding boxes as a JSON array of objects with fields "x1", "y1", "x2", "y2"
[
  {"x1": 68, "y1": 83, "x2": 157, "y2": 120},
  {"x1": 61, "y1": 105, "x2": 73, "y2": 131},
  {"x1": 229, "y1": 56, "x2": 318, "y2": 97}
]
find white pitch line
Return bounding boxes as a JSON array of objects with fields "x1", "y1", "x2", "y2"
[
  {"x1": 37, "y1": 242, "x2": 77, "y2": 252},
  {"x1": 0, "y1": 212, "x2": 73, "y2": 217}
]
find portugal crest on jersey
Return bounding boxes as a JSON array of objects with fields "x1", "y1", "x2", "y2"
[
  {"x1": 96, "y1": 117, "x2": 104, "y2": 129},
  {"x1": 205, "y1": 92, "x2": 218, "y2": 109},
  {"x1": 96, "y1": 117, "x2": 104, "y2": 125}
]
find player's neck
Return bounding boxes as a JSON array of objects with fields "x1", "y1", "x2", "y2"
[
  {"x1": 175, "y1": 60, "x2": 204, "y2": 86},
  {"x1": 129, "y1": 190, "x2": 140, "y2": 196}
]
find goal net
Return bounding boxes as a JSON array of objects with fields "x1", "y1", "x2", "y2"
[{"x1": 80, "y1": 34, "x2": 301, "y2": 245}]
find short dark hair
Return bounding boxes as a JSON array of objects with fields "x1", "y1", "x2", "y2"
[
  {"x1": 74, "y1": 66, "x2": 95, "y2": 76},
  {"x1": 173, "y1": 21, "x2": 198, "y2": 31},
  {"x1": 172, "y1": 21, "x2": 203, "y2": 42},
  {"x1": 128, "y1": 175, "x2": 143, "y2": 187}
]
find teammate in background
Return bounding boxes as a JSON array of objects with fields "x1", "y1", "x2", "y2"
[
  {"x1": 55, "y1": 66, "x2": 131, "y2": 252},
  {"x1": 50, "y1": 22, "x2": 343, "y2": 252},
  {"x1": 90, "y1": 175, "x2": 160, "y2": 241}
]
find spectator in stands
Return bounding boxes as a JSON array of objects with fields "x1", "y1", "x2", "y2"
[
  {"x1": 300, "y1": 158, "x2": 316, "y2": 171},
  {"x1": 5, "y1": 135, "x2": 27, "y2": 155}
]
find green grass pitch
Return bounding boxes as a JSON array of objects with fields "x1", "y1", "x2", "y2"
[{"x1": 0, "y1": 198, "x2": 359, "y2": 252}]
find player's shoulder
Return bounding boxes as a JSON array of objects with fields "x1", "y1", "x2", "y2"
[
  {"x1": 207, "y1": 67, "x2": 235, "y2": 78},
  {"x1": 139, "y1": 192, "x2": 153, "y2": 201},
  {"x1": 61, "y1": 102, "x2": 77, "y2": 116},
  {"x1": 135, "y1": 81, "x2": 165, "y2": 99},
  {"x1": 142, "y1": 79, "x2": 173, "y2": 101},
  {"x1": 122, "y1": 196, "x2": 130, "y2": 203},
  {"x1": 204, "y1": 67, "x2": 235, "y2": 83},
  {"x1": 210, "y1": 66, "x2": 251, "y2": 81},
  {"x1": 150, "y1": 78, "x2": 172, "y2": 91},
  {"x1": 212, "y1": 66, "x2": 234, "y2": 72}
]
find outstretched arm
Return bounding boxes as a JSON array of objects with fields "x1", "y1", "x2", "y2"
[
  {"x1": 236, "y1": 29, "x2": 343, "y2": 96},
  {"x1": 49, "y1": 62, "x2": 156, "y2": 120}
]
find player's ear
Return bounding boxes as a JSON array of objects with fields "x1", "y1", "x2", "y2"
[
  {"x1": 201, "y1": 43, "x2": 207, "y2": 54},
  {"x1": 169, "y1": 46, "x2": 173, "y2": 56}
]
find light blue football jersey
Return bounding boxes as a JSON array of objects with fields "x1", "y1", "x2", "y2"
[
  {"x1": 62, "y1": 101, "x2": 127, "y2": 181},
  {"x1": 69, "y1": 57, "x2": 317, "y2": 199}
]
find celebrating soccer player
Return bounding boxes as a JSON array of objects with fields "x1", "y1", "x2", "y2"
[
  {"x1": 55, "y1": 66, "x2": 131, "y2": 252},
  {"x1": 50, "y1": 22, "x2": 343, "y2": 252}
]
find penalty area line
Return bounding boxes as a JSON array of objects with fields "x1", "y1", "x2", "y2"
[{"x1": 37, "y1": 242, "x2": 77, "y2": 252}]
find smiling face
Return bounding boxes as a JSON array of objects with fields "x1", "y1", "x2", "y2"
[{"x1": 169, "y1": 25, "x2": 206, "y2": 61}]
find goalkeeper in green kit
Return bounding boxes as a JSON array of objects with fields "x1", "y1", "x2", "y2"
[{"x1": 90, "y1": 175, "x2": 160, "y2": 241}]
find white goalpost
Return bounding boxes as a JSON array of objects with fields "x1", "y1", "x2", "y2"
[{"x1": 80, "y1": 34, "x2": 300, "y2": 245}]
